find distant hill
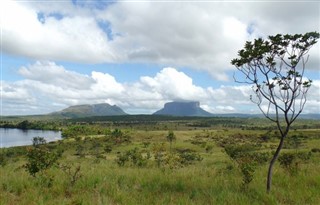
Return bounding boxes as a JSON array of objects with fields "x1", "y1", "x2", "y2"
[
  {"x1": 153, "y1": 101, "x2": 213, "y2": 117},
  {"x1": 211, "y1": 113, "x2": 320, "y2": 119},
  {"x1": 51, "y1": 103, "x2": 128, "y2": 118}
]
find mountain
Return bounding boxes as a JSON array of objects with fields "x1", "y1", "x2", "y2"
[
  {"x1": 153, "y1": 101, "x2": 213, "y2": 117},
  {"x1": 51, "y1": 103, "x2": 127, "y2": 118}
]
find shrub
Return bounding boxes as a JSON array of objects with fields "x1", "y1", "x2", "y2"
[
  {"x1": 24, "y1": 147, "x2": 59, "y2": 177},
  {"x1": 311, "y1": 148, "x2": 320, "y2": 153},
  {"x1": 116, "y1": 148, "x2": 149, "y2": 167},
  {"x1": 60, "y1": 164, "x2": 82, "y2": 187},
  {"x1": 283, "y1": 134, "x2": 304, "y2": 149},
  {"x1": 176, "y1": 149, "x2": 203, "y2": 165},
  {"x1": 104, "y1": 144, "x2": 112, "y2": 153},
  {"x1": 110, "y1": 129, "x2": 131, "y2": 144},
  {"x1": 142, "y1": 141, "x2": 151, "y2": 148},
  {"x1": 223, "y1": 143, "x2": 269, "y2": 188},
  {"x1": 152, "y1": 143, "x2": 166, "y2": 168},
  {"x1": 32, "y1": 137, "x2": 47, "y2": 147},
  {"x1": 161, "y1": 153, "x2": 183, "y2": 169},
  {"x1": 166, "y1": 131, "x2": 176, "y2": 151},
  {"x1": 75, "y1": 144, "x2": 85, "y2": 158},
  {"x1": 0, "y1": 153, "x2": 7, "y2": 167},
  {"x1": 205, "y1": 145, "x2": 214, "y2": 153},
  {"x1": 278, "y1": 152, "x2": 311, "y2": 175},
  {"x1": 240, "y1": 163, "x2": 255, "y2": 187}
]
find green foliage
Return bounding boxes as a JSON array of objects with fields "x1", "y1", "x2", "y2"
[
  {"x1": 223, "y1": 143, "x2": 270, "y2": 188},
  {"x1": 110, "y1": 129, "x2": 131, "y2": 144},
  {"x1": 152, "y1": 142, "x2": 167, "y2": 168},
  {"x1": 32, "y1": 136, "x2": 47, "y2": 147},
  {"x1": 61, "y1": 125, "x2": 91, "y2": 138},
  {"x1": 160, "y1": 152, "x2": 183, "y2": 169},
  {"x1": 239, "y1": 163, "x2": 255, "y2": 187},
  {"x1": 284, "y1": 134, "x2": 304, "y2": 149},
  {"x1": 205, "y1": 144, "x2": 214, "y2": 153},
  {"x1": 35, "y1": 171, "x2": 55, "y2": 188},
  {"x1": 142, "y1": 141, "x2": 151, "y2": 148},
  {"x1": 278, "y1": 152, "x2": 311, "y2": 175},
  {"x1": 0, "y1": 152, "x2": 7, "y2": 167},
  {"x1": 116, "y1": 148, "x2": 150, "y2": 167},
  {"x1": 311, "y1": 148, "x2": 320, "y2": 153},
  {"x1": 231, "y1": 32, "x2": 319, "y2": 68},
  {"x1": 0, "y1": 119, "x2": 61, "y2": 130},
  {"x1": 2, "y1": 119, "x2": 320, "y2": 204},
  {"x1": 75, "y1": 144, "x2": 85, "y2": 157},
  {"x1": 60, "y1": 164, "x2": 82, "y2": 187},
  {"x1": 166, "y1": 131, "x2": 176, "y2": 143},
  {"x1": 231, "y1": 32, "x2": 319, "y2": 192},
  {"x1": 177, "y1": 149, "x2": 203, "y2": 165},
  {"x1": 166, "y1": 130, "x2": 176, "y2": 151},
  {"x1": 61, "y1": 125, "x2": 109, "y2": 138},
  {"x1": 24, "y1": 146, "x2": 59, "y2": 177},
  {"x1": 103, "y1": 144, "x2": 112, "y2": 153}
]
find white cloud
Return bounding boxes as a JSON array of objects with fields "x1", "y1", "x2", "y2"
[
  {"x1": 18, "y1": 61, "x2": 93, "y2": 89},
  {"x1": 2, "y1": 62, "x2": 319, "y2": 115},
  {"x1": 2, "y1": 1, "x2": 318, "y2": 81},
  {"x1": 1, "y1": 0, "x2": 116, "y2": 63},
  {"x1": 139, "y1": 67, "x2": 207, "y2": 101}
]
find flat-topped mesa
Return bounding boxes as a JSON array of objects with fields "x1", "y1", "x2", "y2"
[
  {"x1": 51, "y1": 103, "x2": 127, "y2": 118},
  {"x1": 153, "y1": 101, "x2": 213, "y2": 117}
]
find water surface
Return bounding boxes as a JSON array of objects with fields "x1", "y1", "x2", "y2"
[{"x1": 0, "y1": 128, "x2": 61, "y2": 148}]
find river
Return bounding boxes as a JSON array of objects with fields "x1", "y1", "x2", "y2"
[{"x1": 0, "y1": 128, "x2": 62, "y2": 148}]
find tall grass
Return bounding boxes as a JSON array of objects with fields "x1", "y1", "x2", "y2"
[{"x1": 1, "y1": 128, "x2": 319, "y2": 204}]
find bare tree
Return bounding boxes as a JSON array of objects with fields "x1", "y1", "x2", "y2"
[{"x1": 231, "y1": 32, "x2": 319, "y2": 193}]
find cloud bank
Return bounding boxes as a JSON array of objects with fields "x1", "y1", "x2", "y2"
[
  {"x1": 2, "y1": 0, "x2": 319, "y2": 81},
  {"x1": 1, "y1": 61, "x2": 319, "y2": 115}
]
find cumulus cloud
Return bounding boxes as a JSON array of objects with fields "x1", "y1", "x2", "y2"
[
  {"x1": 1, "y1": 0, "x2": 116, "y2": 63},
  {"x1": 2, "y1": 0, "x2": 318, "y2": 80},
  {"x1": 2, "y1": 62, "x2": 319, "y2": 115},
  {"x1": 18, "y1": 61, "x2": 93, "y2": 89},
  {"x1": 139, "y1": 67, "x2": 207, "y2": 101}
]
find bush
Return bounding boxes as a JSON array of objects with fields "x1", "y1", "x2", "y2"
[
  {"x1": 104, "y1": 144, "x2": 112, "y2": 153},
  {"x1": 75, "y1": 144, "x2": 85, "y2": 158},
  {"x1": 110, "y1": 129, "x2": 132, "y2": 144},
  {"x1": 311, "y1": 148, "x2": 320, "y2": 153},
  {"x1": 0, "y1": 153, "x2": 7, "y2": 167},
  {"x1": 32, "y1": 137, "x2": 47, "y2": 147},
  {"x1": 24, "y1": 147, "x2": 59, "y2": 177},
  {"x1": 223, "y1": 143, "x2": 269, "y2": 188},
  {"x1": 278, "y1": 152, "x2": 311, "y2": 175},
  {"x1": 152, "y1": 143, "x2": 166, "y2": 168},
  {"x1": 205, "y1": 145, "x2": 214, "y2": 153},
  {"x1": 116, "y1": 148, "x2": 149, "y2": 167},
  {"x1": 240, "y1": 163, "x2": 255, "y2": 187},
  {"x1": 176, "y1": 149, "x2": 203, "y2": 165},
  {"x1": 60, "y1": 164, "x2": 82, "y2": 187}
]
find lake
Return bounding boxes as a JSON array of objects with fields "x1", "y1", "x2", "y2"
[{"x1": 0, "y1": 128, "x2": 62, "y2": 148}]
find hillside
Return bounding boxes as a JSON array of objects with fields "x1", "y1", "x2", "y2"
[
  {"x1": 153, "y1": 101, "x2": 213, "y2": 117},
  {"x1": 50, "y1": 103, "x2": 127, "y2": 118}
]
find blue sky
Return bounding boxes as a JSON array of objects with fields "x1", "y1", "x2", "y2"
[{"x1": 1, "y1": 0, "x2": 319, "y2": 115}]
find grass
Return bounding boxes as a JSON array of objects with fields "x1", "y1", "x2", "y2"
[{"x1": 1, "y1": 124, "x2": 320, "y2": 204}]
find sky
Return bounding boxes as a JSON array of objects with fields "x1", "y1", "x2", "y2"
[{"x1": 0, "y1": 0, "x2": 319, "y2": 116}]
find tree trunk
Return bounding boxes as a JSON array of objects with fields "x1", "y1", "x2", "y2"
[{"x1": 267, "y1": 135, "x2": 286, "y2": 193}]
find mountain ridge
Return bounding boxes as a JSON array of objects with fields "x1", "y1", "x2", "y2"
[
  {"x1": 153, "y1": 101, "x2": 213, "y2": 117},
  {"x1": 50, "y1": 103, "x2": 127, "y2": 118}
]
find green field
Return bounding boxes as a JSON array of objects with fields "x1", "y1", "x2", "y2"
[{"x1": 1, "y1": 117, "x2": 320, "y2": 205}]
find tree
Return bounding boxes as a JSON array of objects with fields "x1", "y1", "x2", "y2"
[
  {"x1": 166, "y1": 131, "x2": 176, "y2": 152},
  {"x1": 231, "y1": 31, "x2": 319, "y2": 193}
]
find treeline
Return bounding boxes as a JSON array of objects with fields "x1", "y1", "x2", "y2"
[
  {"x1": 1, "y1": 116, "x2": 319, "y2": 132},
  {"x1": 0, "y1": 120, "x2": 62, "y2": 131}
]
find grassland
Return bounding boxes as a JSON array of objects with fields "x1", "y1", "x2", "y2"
[{"x1": 1, "y1": 117, "x2": 320, "y2": 205}]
